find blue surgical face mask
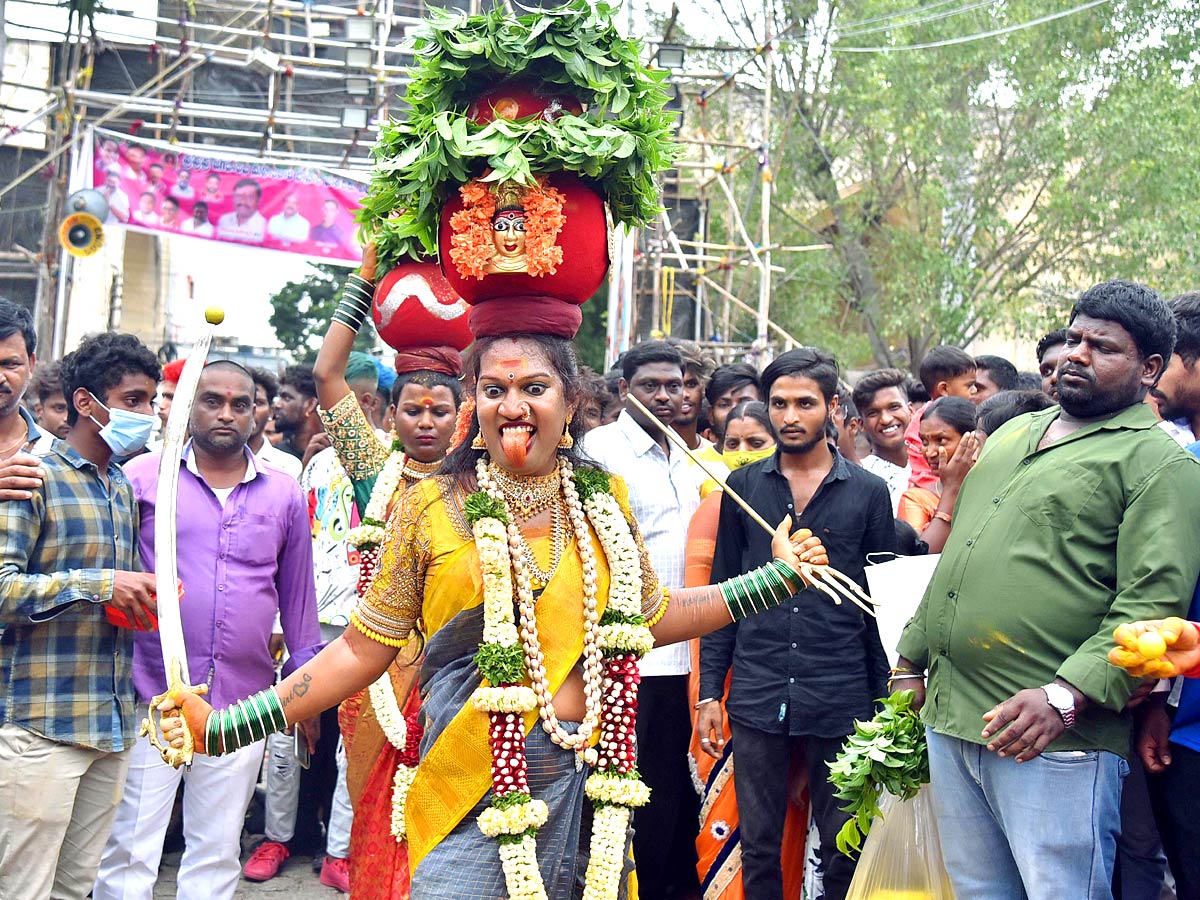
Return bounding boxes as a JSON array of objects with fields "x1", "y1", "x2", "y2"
[{"x1": 89, "y1": 393, "x2": 157, "y2": 457}]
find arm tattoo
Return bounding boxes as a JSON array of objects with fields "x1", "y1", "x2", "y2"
[{"x1": 278, "y1": 672, "x2": 312, "y2": 710}]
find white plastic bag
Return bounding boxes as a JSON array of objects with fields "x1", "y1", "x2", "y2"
[
  {"x1": 845, "y1": 788, "x2": 955, "y2": 900},
  {"x1": 864, "y1": 554, "x2": 940, "y2": 668}
]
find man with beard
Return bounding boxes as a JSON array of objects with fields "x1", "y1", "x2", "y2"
[
  {"x1": 246, "y1": 367, "x2": 301, "y2": 479},
  {"x1": 1149, "y1": 292, "x2": 1200, "y2": 447},
  {"x1": 698, "y1": 348, "x2": 894, "y2": 900},
  {"x1": 581, "y1": 341, "x2": 707, "y2": 900},
  {"x1": 896, "y1": 280, "x2": 1200, "y2": 900},
  {"x1": 94, "y1": 362, "x2": 321, "y2": 900},
  {"x1": 272, "y1": 365, "x2": 324, "y2": 463}
]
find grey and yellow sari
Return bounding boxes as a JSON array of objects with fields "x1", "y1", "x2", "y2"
[{"x1": 353, "y1": 475, "x2": 663, "y2": 899}]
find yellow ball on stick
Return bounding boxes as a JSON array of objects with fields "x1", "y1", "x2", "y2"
[{"x1": 204, "y1": 306, "x2": 225, "y2": 326}]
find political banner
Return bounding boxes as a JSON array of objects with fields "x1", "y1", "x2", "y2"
[{"x1": 87, "y1": 128, "x2": 367, "y2": 265}]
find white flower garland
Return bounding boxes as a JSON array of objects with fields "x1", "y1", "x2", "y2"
[
  {"x1": 347, "y1": 446, "x2": 407, "y2": 548},
  {"x1": 390, "y1": 764, "x2": 417, "y2": 839},
  {"x1": 469, "y1": 455, "x2": 655, "y2": 900}
]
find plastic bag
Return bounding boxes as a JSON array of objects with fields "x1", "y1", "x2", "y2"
[{"x1": 845, "y1": 787, "x2": 955, "y2": 900}]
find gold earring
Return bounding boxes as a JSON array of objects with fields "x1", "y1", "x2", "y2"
[
  {"x1": 558, "y1": 420, "x2": 574, "y2": 449},
  {"x1": 471, "y1": 433, "x2": 487, "y2": 450}
]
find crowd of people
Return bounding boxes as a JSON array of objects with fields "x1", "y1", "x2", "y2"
[{"x1": 0, "y1": 275, "x2": 1199, "y2": 900}]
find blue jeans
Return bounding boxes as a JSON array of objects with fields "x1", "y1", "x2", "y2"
[{"x1": 926, "y1": 729, "x2": 1128, "y2": 900}]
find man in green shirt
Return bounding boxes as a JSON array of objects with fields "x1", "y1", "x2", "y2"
[{"x1": 897, "y1": 279, "x2": 1200, "y2": 900}]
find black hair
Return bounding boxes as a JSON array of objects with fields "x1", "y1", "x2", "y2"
[
  {"x1": 31, "y1": 361, "x2": 63, "y2": 403},
  {"x1": 977, "y1": 390, "x2": 1054, "y2": 436},
  {"x1": 1169, "y1": 292, "x2": 1200, "y2": 367},
  {"x1": 577, "y1": 368, "x2": 612, "y2": 412},
  {"x1": 1036, "y1": 328, "x2": 1068, "y2": 363},
  {"x1": 60, "y1": 332, "x2": 161, "y2": 426},
  {"x1": 704, "y1": 363, "x2": 759, "y2": 406},
  {"x1": 975, "y1": 355, "x2": 1019, "y2": 391},
  {"x1": 202, "y1": 359, "x2": 255, "y2": 392},
  {"x1": 852, "y1": 368, "x2": 909, "y2": 415},
  {"x1": 249, "y1": 366, "x2": 279, "y2": 403},
  {"x1": 918, "y1": 346, "x2": 975, "y2": 395},
  {"x1": 921, "y1": 396, "x2": 977, "y2": 436},
  {"x1": 194, "y1": 201, "x2": 210, "y2": 215},
  {"x1": 391, "y1": 370, "x2": 463, "y2": 408},
  {"x1": 0, "y1": 297, "x2": 37, "y2": 356},
  {"x1": 724, "y1": 399, "x2": 771, "y2": 435},
  {"x1": 904, "y1": 376, "x2": 929, "y2": 405},
  {"x1": 280, "y1": 364, "x2": 317, "y2": 401},
  {"x1": 619, "y1": 340, "x2": 683, "y2": 383},
  {"x1": 1069, "y1": 279, "x2": 1176, "y2": 362},
  {"x1": 1014, "y1": 372, "x2": 1044, "y2": 392},
  {"x1": 441, "y1": 334, "x2": 596, "y2": 482},
  {"x1": 233, "y1": 177, "x2": 262, "y2": 200},
  {"x1": 761, "y1": 347, "x2": 839, "y2": 403},
  {"x1": 894, "y1": 519, "x2": 929, "y2": 557}
]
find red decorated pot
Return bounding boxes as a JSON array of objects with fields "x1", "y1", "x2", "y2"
[
  {"x1": 372, "y1": 260, "x2": 472, "y2": 351},
  {"x1": 438, "y1": 171, "x2": 609, "y2": 306},
  {"x1": 467, "y1": 80, "x2": 583, "y2": 126}
]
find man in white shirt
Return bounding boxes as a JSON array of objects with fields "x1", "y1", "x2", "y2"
[
  {"x1": 169, "y1": 169, "x2": 195, "y2": 201},
  {"x1": 99, "y1": 169, "x2": 130, "y2": 224},
  {"x1": 267, "y1": 194, "x2": 312, "y2": 244},
  {"x1": 216, "y1": 178, "x2": 267, "y2": 243},
  {"x1": 580, "y1": 341, "x2": 702, "y2": 900},
  {"x1": 248, "y1": 368, "x2": 302, "y2": 479},
  {"x1": 852, "y1": 368, "x2": 913, "y2": 513}
]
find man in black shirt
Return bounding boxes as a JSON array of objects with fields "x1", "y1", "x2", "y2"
[{"x1": 697, "y1": 348, "x2": 894, "y2": 900}]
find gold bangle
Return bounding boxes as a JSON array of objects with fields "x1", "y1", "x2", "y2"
[{"x1": 645, "y1": 587, "x2": 670, "y2": 627}]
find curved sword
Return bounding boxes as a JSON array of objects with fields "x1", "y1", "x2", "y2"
[{"x1": 140, "y1": 306, "x2": 224, "y2": 767}]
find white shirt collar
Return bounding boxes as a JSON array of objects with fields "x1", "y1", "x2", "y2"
[{"x1": 183, "y1": 439, "x2": 258, "y2": 485}]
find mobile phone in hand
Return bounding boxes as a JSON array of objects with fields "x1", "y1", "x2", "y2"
[{"x1": 294, "y1": 729, "x2": 311, "y2": 769}]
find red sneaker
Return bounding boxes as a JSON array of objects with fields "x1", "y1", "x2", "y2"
[
  {"x1": 319, "y1": 856, "x2": 351, "y2": 893},
  {"x1": 243, "y1": 841, "x2": 290, "y2": 881}
]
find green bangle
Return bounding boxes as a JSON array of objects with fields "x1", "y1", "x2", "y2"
[
  {"x1": 230, "y1": 704, "x2": 251, "y2": 751},
  {"x1": 263, "y1": 688, "x2": 288, "y2": 732},
  {"x1": 205, "y1": 711, "x2": 221, "y2": 756},
  {"x1": 722, "y1": 561, "x2": 801, "y2": 621},
  {"x1": 241, "y1": 699, "x2": 265, "y2": 743}
]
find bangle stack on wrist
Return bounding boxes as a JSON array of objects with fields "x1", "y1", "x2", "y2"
[
  {"x1": 888, "y1": 665, "x2": 924, "y2": 683},
  {"x1": 331, "y1": 273, "x2": 375, "y2": 332},
  {"x1": 720, "y1": 559, "x2": 802, "y2": 622},
  {"x1": 204, "y1": 688, "x2": 288, "y2": 756}
]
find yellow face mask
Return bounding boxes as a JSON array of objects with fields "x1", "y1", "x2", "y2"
[{"x1": 724, "y1": 445, "x2": 775, "y2": 471}]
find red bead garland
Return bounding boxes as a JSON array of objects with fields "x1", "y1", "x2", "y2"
[
  {"x1": 597, "y1": 652, "x2": 641, "y2": 775},
  {"x1": 356, "y1": 545, "x2": 381, "y2": 598},
  {"x1": 487, "y1": 693, "x2": 531, "y2": 798},
  {"x1": 399, "y1": 711, "x2": 423, "y2": 767}
]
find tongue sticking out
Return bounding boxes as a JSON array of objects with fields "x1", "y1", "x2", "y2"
[{"x1": 500, "y1": 428, "x2": 530, "y2": 469}]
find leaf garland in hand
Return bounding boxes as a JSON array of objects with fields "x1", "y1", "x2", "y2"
[
  {"x1": 356, "y1": 0, "x2": 679, "y2": 274},
  {"x1": 827, "y1": 690, "x2": 930, "y2": 856}
]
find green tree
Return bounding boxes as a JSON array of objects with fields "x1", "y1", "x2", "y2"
[
  {"x1": 269, "y1": 264, "x2": 375, "y2": 363},
  {"x1": 689, "y1": 0, "x2": 1200, "y2": 368}
]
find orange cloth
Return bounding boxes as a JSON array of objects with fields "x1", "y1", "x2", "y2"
[
  {"x1": 898, "y1": 486, "x2": 940, "y2": 532},
  {"x1": 685, "y1": 491, "x2": 808, "y2": 898},
  {"x1": 339, "y1": 669, "x2": 422, "y2": 900}
]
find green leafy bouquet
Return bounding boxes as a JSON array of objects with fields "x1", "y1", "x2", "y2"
[
  {"x1": 358, "y1": 0, "x2": 679, "y2": 275},
  {"x1": 828, "y1": 690, "x2": 930, "y2": 855}
]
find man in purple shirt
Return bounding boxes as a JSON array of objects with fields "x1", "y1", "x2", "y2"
[{"x1": 93, "y1": 361, "x2": 323, "y2": 900}]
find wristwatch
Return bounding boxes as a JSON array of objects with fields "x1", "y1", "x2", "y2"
[{"x1": 1041, "y1": 683, "x2": 1076, "y2": 729}]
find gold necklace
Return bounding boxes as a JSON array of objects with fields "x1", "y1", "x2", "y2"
[
  {"x1": 513, "y1": 500, "x2": 569, "y2": 587},
  {"x1": 487, "y1": 462, "x2": 561, "y2": 518},
  {"x1": 401, "y1": 456, "x2": 441, "y2": 483}
]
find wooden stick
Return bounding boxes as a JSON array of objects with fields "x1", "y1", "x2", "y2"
[{"x1": 626, "y1": 394, "x2": 776, "y2": 537}]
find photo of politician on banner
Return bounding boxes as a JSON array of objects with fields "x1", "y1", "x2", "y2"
[{"x1": 88, "y1": 127, "x2": 367, "y2": 265}]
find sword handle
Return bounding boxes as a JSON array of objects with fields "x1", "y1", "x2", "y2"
[{"x1": 139, "y1": 656, "x2": 208, "y2": 768}]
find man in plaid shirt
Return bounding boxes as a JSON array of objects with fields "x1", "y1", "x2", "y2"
[{"x1": 0, "y1": 330, "x2": 161, "y2": 900}]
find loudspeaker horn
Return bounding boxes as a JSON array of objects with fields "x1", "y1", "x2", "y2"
[{"x1": 58, "y1": 189, "x2": 110, "y2": 257}]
